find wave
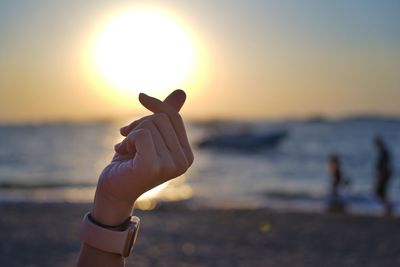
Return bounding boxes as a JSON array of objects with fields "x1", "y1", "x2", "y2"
[
  {"x1": 263, "y1": 191, "x2": 323, "y2": 201},
  {"x1": 262, "y1": 189, "x2": 397, "y2": 208},
  {"x1": 0, "y1": 182, "x2": 95, "y2": 190}
]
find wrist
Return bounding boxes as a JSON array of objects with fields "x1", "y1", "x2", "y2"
[{"x1": 91, "y1": 187, "x2": 134, "y2": 226}]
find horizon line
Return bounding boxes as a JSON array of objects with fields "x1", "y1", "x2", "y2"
[{"x1": 1, "y1": 112, "x2": 400, "y2": 126}]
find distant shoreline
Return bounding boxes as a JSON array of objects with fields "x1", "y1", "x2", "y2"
[{"x1": 1, "y1": 113, "x2": 400, "y2": 126}]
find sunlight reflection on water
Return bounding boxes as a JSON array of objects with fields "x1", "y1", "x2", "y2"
[
  {"x1": 0, "y1": 176, "x2": 193, "y2": 211},
  {"x1": 135, "y1": 175, "x2": 193, "y2": 210}
]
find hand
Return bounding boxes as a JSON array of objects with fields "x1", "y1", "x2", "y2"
[{"x1": 92, "y1": 90, "x2": 194, "y2": 225}]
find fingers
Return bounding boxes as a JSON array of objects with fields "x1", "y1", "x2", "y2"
[
  {"x1": 115, "y1": 117, "x2": 159, "y2": 155},
  {"x1": 108, "y1": 128, "x2": 159, "y2": 190},
  {"x1": 125, "y1": 128, "x2": 157, "y2": 167},
  {"x1": 139, "y1": 93, "x2": 194, "y2": 165},
  {"x1": 152, "y1": 113, "x2": 189, "y2": 169},
  {"x1": 119, "y1": 90, "x2": 186, "y2": 137},
  {"x1": 140, "y1": 118, "x2": 189, "y2": 174},
  {"x1": 139, "y1": 120, "x2": 169, "y2": 157},
  {"x1": 118, "y1": 90, "x2": 193, "y2": 166},
  {"x1": 112, "y1": 148, "x2": 134, "y2": 162},
  {"x1": 115, "y1": 114, "x2": 189, "y2": 169},
  {"x1": 120, "y1": 115, "x2": 151, "y2": 137}
]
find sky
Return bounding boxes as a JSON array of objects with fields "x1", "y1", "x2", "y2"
[{"x1": 0, "y1": 0, "x2": 399, "y2": 122}]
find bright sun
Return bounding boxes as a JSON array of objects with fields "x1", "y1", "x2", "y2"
[{"x1": 92, "y1": 9, "x2": 195, "y2": 96}]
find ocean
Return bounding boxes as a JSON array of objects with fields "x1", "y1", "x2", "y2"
[{"x1": 0, "y1": 117, "x2": 399, "y2": 215}]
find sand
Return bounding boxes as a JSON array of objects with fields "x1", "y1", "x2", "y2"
[{"x1": 0, "y1": 203, "x2": 399, "y2": 267}]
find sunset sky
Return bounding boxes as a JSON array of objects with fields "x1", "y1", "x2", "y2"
[{"x1": 0, "y1": 0, "x2": 399, "y2": 122}]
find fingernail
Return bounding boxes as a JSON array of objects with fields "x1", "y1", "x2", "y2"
[{"x1": 175, "y1": 89, "x2": 186, "y2": 96}]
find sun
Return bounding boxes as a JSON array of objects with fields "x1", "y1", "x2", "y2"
[{"x1": 92, "y1": 9, "x2": 195, "y2": 96}]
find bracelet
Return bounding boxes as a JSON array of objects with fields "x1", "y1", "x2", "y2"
[{"x1": 87, "y1": 213, "x2": 131, "y2": 231}]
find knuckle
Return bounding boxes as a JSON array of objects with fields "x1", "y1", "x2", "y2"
[
  {"x1": 154, "y1": 112, "x2": 168, "y2": 122},
  {"x1": 132, "y1": 128, "x2": 151, "y2": 139},
  {"x1": 130, "y1": 118, "x2": 141, "y2": 126},
  {"x1": 183, "y1": 148, "x2": 194, "y2": 166},
  {"x1": 175, "y1": 158, "x2": 189, "y2": 174},
  {"x1": 138, "y1": 120, "x2": 153, "y2": 129},
  {"x1": 174, "y1": 169, "x2": 185, "y2": 178},
  {"x1": 182, "y1": 157, "x2": 190, "y2": 169},
  {"x1": 119, "y1": 127, "x2": 126, "y2": 135},
  {"x1": 121, "y1": 118, "x2": 140, "y2": 133},
  {"x1": 140, "y1": 128, "x2": 152, "y2": 137},
  {"x1": 187, "y1": 154, "x2": 194, "y2": 166},
  {"x1": 114, "y1": 142, "x2": 123, "y2": 151}
]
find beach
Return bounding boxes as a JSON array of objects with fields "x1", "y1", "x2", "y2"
[
  {"x1": 0, "y1": 203, "x2": 399, "y2": 267},
  {"x1": 1, "y1": 0, "x2": 400, "y2": 266}
]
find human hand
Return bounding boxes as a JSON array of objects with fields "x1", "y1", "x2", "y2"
[{"x1": 92, "y1": 90, "x2": 194, "y2": 225}]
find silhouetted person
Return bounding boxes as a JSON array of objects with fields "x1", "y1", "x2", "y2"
[
  {"x1": 326, "y1": 153, "x2": 348, "y2": 213},
  {"x1": 373, "y1": 135, "x2": 392, "y2": 216},
  {"x1": 328, "y1": 154, "x2": 343, "y2": 198}
]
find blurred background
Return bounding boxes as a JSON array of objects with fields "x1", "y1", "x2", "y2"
[{"x1": 1, "y1": 0, "x2": 400, "y2": 215}]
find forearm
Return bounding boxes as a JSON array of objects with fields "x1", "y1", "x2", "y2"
[{"x1": 77, "y1": 243, "x2": 125, "y2": 267}]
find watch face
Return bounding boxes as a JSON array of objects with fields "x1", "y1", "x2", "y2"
[{"x1": 123, "y1": 216, "x2": 140, "y2": 257}]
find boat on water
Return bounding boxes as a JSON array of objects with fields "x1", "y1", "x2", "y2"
[{"x1": 197, "y1": 130, "x2": 288, "y2": 151}]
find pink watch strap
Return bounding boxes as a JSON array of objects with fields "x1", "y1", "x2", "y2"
[{"x1": 80, "y1": 213, "x2": 130, "y2": 255}]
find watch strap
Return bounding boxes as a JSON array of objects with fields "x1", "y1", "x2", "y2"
[
  {"x1": 80, "y1": 212, "x2": 135, "y2": 256},
  {"x1": 87, "y1": 213, "x2": 131, "y2": 231}
]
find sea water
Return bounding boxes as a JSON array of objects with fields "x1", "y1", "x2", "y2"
[{"x1": 0, "y1": 117, "x2": 399, "y2": 215}]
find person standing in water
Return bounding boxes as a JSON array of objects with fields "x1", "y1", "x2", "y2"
[
  {"x1": 373, "y1": 135, "x2": 393, "y2": 216},
  {"x1": 328, "y1": 153, "x2": 343, "y2": 198},
  {"x1": 327, "y1": 153, "x2": 349, "y2": 213}
]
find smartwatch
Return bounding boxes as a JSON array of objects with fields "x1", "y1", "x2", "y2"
[{"x1": 80, "y1": 212, "x2": 140, "y2": 257}]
